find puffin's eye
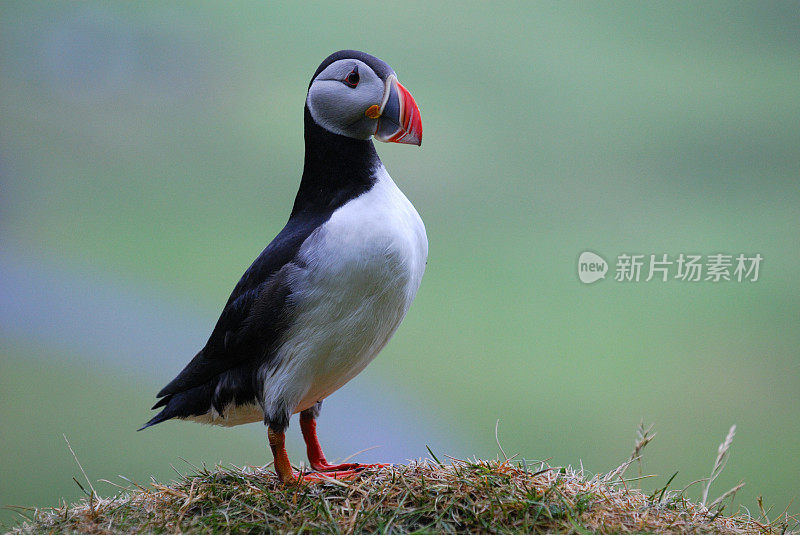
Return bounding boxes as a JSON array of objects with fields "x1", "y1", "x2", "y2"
[{"x1": 344, "y1": 66, "x2": 360, "y2": 88}]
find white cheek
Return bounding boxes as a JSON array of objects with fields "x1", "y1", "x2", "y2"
[
  {"x1": 308, "y1": 83, "x2": 352, "y2": 134},
  {"x1": 306, "y1": 80, "x2": 382, "y2": 139}
]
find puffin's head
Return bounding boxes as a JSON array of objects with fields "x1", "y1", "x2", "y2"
[{"x1": 306, "y1": 50, "x2": 422, "y2": 146}]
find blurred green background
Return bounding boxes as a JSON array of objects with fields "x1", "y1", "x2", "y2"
[{"x1": 1, "y1": 1, "x2": 798, "y2": 527}]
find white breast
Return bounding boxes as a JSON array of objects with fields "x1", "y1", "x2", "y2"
[{"x1": 261, "y1": 165, "x2": 427, "y2": 418}]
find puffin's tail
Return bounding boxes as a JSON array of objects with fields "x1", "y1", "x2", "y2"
[
  {"x1": 138, "y1": 383, "x2": 215, "y2": 431},
  {"x1": 138, "y1": 409, "x2": 170, "y2": 431}
]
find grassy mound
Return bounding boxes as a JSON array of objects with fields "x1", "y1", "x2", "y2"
[
  {"x1": 7, "y1": 462, "x2": 794, "y2": 533},
  {"x1": 7, "y1": 426, "x2": 797, "y2": 534}
]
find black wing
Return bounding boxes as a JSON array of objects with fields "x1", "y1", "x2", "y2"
[{"x1": 151, "y1": 212, "x2": 329, "y2": 402}]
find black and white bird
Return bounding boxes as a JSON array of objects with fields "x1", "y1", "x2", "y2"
[{"x1": 141, "y1": 50, "x2": 427, "y2": 483}]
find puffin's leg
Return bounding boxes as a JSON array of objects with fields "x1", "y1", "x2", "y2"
[
  {"x1": 268, "y1": 424, "x2": 363, "y2": 483},
  {"x1": 299, "y1": 404, "x2": 387, "y2": 472},
  {"x1": 267, "y1": 426, "x2": 295, "y2": 483}
]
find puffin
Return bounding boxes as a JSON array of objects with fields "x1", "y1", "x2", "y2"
[{"x1": 141, "y1": 50, "x2": 427, "y2": 483}]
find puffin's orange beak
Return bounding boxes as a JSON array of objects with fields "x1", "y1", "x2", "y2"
[{"x1": 373, "y1": 75, "x2": 422, "y2": 146}]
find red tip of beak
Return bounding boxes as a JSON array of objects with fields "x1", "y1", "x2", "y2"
[
  {"x1": 374, "y1": 77, "x2": 423, "y2": 146},
  {"x1": 392, "y1": 80, "x2": 422, "y2": 146}
]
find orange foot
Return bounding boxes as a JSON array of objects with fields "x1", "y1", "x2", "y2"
[
  {"x1": 310, "y1": 461, "x2": 391, "y2": 472},
  {"x1": 269, "y1": 428, "x2": 382, "y2": 484},
  {"x1": 291, "y1": 464, "x2": 391, "y2": 483},
  {"x1": 300, "y1": 415, "x2": 391, "y2": 474}
]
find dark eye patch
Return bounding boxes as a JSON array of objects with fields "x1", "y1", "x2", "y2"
[{"x1": 344, "y1": 66, "x2": 360, "y2": 88}]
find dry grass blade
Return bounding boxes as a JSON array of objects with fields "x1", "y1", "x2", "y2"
[
  {"x1": 495, "y1": 419, "x2": 509, "y2": 462},
  {"x1": 709, "y1": 482, "x2": 745, "y2": 511},
  {"x1": 701, "y1": 424, "x2": 737, "y2": 507},
  {"x1": 338, "y1": 445, "x2": 381, "y2": 464},
  {"x1": 628, "y1": 421, "x2": 655, "y2": 481},
  {"x1": 62, "y1": 435, "x2": 97, "y2": 517}
]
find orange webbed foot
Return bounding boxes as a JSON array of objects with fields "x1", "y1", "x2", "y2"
[
  {"x1": 293, "y1": 468, "x2": 365, "y2": 483},
  {"x1": 310, "y1": 461, "x2": 390, "y2": 472}
]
